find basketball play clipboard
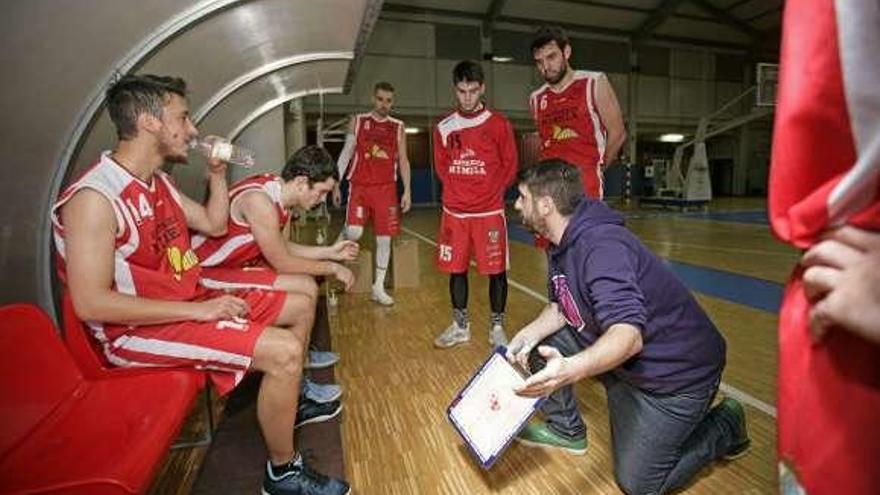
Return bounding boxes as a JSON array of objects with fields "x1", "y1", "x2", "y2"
[{"x1": 446, "y1": 347, "x2": 545, "y2": 469}]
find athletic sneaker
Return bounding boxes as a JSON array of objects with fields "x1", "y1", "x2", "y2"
[
  {"x1": 302, "y1": 378, "x2": 342, "y2": 404},
  {"x1": 295, "y1": 398, "x2": 342, "y2": 429},
  {"x1": 489, "y1": 324, "x2": 508, "y2": 347},
  {"x1": 434, "y1": 322, "x2": 470, "y2": 348},
  {"x1": 305, "y1": 350, "x2": 339, "y2": 370},
  {"x1": 262, "y1": 458, "x2": 350, "y2": 495},
  {"x1": 716, "y1": 397, "x2": 751, "y2": 460},
  {"x1": 516, "y1": 422, "x2": 588, "y2": 455},
  {"x1": 370, "y1": 285, "x2": 395, "y2": 306}
]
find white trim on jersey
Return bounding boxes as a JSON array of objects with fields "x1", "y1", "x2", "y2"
[
  {"x1": 585, "y1": 75, "x2": 607, "y2": 162},
  {"x1": 442, "y1": 206, "x2": 505, "y2": 218},
  {"x1": 111, "y1": 335, "x2": 253, "y2": 368},
  {"x1": 113, "y1": 197, "x2": 140, "y2": 295},
  {"x1": 828, "y1": 0, "x2": 880, "y2": 225},
  {"x1": 199, "y1": 276, "x2": 275, "y2": 291},
  {"x1": 198, "y1": 233, "x2": 255, "y2": 267},
  {"x1": 437, "y1": 110, "x2": 493, "y2": 147}
]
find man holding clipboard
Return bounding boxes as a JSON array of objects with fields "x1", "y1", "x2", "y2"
[{"x1": 506, "y1": 161, "x2": 750, "y2": 495}]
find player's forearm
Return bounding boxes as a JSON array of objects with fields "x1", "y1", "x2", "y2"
[
  {"x1": 203, "y1": 174, "x2": 230, "y2": 235},
  {"x1": 400, "y1": 161, "x2": 412, "y2": 193},
  {"x1": 287, "y1": 242, "x2": 332, "y2": 260},
  {"x1": 268, "y1": 251, "x2": 338, "y2": 276},
  {"x1": 71, "y1": 289, "x2": 201, "y2": 326},
  {"x1": 604, "y1": 127, "x2": 627, "y2": 166}
]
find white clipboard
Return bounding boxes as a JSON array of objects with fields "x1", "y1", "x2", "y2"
[{"x1": 446, "y1": 347, "x2": 544, "y2": 469}]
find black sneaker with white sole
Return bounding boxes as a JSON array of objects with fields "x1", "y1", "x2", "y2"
[
  {"x1": 295, "y1": 398, "x2": 342, "y2": 429},
  {"x1": 262, "y1": 458, "x2": 350, "y2": 495}
]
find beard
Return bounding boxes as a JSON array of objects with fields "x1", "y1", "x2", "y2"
[
  {"x1": 519, "y1": 211, "x2": 547, "y2": 236},
  {"x1": 544, "y1": 65, "x2": 568, "y2": 85}
]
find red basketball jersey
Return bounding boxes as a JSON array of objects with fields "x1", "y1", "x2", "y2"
[
  {"x1": 345, "y1": 113, "x2": 402, "y2": 185},
  {"x1": 193, "y1": 174, "x2": 290, "y2": 269},
  {"x1": 530, "y1": 71, "x2": 607, "y2": 198},
  {"x1": 770, "y1": 1, "x2": 880, "y2": 493},
  {"x1": 433, "y1": 107, "x2": 518, "y2": 213},
  {"x1": 52, "y1": 154, "x2": 201, "y2": 335}
]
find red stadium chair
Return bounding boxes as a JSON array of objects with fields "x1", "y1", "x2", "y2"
[
  {"x1": 60, "y1": 294, "x2": 214, "y2": 449},
  {"x1": 0, "y1": 304, "x2": 203, "y2": 494}
]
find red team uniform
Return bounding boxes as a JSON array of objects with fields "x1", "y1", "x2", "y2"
[
  {"x1": 770, "y1": 2, "x2": 880, "y2": 493},
  {"x1": 52, "y1": 154, "x2": 285, "y2": 395},
  {"x1": 343, "y1": 113, "x2": 403, "y2": 236},
  {"x1": 530, "y1": 71, "x2": 608, "y2": 199},
  {"x1": 192, "y1": 174, "x2": 290, "y2": 290},
  {"x1": 433, "y1": 108, "x2": 518, "y2": 275}
]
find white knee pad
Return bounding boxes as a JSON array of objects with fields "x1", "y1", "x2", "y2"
[{"x1": 344, "y1": 225, "x2": 364, "y2": 241}]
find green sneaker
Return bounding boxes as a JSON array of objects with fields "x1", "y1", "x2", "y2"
[
  {"x1": 516, "y1": 422, "x2": 587, "y2": 455},
  {"x1": 716, "y1": 398, "x2": 751, "y2": 460}
]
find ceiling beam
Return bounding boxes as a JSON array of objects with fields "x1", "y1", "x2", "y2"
[
  {"x1": 722, "y1": 0, "x2": 756, "y2": 13},
  {"x1": 744, "y1": 5, "x2": 782, "y2": 23},
  {"x1": 482, "y1": 0, "x2": 507, "y2": 33},
  {"x1": 632, "y1": 0, "x2": 688, "y2": 45},
  {"x1": 690, "y1": 0, "x2": 763, "y2": 42},
  {"x1": 381, "y1": 3, "x2": 760, "y2": 53}
]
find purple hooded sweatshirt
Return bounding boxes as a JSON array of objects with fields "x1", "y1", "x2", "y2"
[{"x1": 547, "y1": 199, "x2": 726, "y2": 394}]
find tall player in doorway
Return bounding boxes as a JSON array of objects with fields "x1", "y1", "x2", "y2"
[
  {"x1": 530, "y1": 25, "x2": 626, "y2": 200},
  {"x1": 433, "y1": 60, "x2": 518, "y2": 349},
  {"x1": 333, "y1": 82, "x2": 412, "y2": 306}
]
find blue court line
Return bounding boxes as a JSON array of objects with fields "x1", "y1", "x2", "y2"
[
  {"x1": 626, "y1": 210, "x2": 769, "y2": 225},
  {"x1": 507, "y1": 223, "x2": 783, "y2": 313}
]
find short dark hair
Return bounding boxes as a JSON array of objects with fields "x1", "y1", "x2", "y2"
[
  {"x1": 106, "y1": 74, "x2": 188, "y2": 140},
  {"x1": 374, "y1": 81, "x2": 395, "y2": 93},
  {"x1": 452, "y1": 60, "x2": 485, "y2": 85},
  {"x1": 517, "y1": 160, "x2": 583, "y2": 215},
  {"x1": 281, "y1": 145, "x2": 338, "y2": 184},
  {"x1": 530, "y1": 26, "x2": 570, "y2": 54}
]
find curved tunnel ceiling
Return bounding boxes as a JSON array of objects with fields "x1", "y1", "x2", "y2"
[{"x1": 0, "y1": 0, "x2": 381, "y2": 316}]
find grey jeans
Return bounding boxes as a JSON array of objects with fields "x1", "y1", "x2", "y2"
[{"x1": 530, "y1": 326, "x2": 737, "y2": 495}]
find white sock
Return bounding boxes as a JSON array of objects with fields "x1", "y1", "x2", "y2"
[{"x1": 374, "y1": 235, "x2": 391, "y2": 290}]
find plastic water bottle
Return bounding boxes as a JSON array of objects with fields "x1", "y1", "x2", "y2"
[{"x1": 190, "y1": 136, "x2": 256, "y2": 168}]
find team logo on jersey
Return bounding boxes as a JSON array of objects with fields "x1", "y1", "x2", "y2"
[
  {"x1": 488, "y1": 229, "x2": 500, "y2": 244},
  {"x1": 460, "y1": 148, "x2": 477, "y2": 160},
  {"x1": 167, "y1": 246, "x2": 199, "y2": 281},
  {"x1": 551, "y1": 274, "x2": 585, "y2": 332},
  {"x1": 551, "y1": 124, "x2": 579, "y2": 142},
  {"x1": 369, "y1": 144, "x2": 389, "y2": 159}
]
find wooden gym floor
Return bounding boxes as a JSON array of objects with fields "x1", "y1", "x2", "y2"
[
  {"x1": 152, "y1": 197, "x2": 792, "y2": 494},
  {"x1": 332, "y1": 197, "x2": 790, "y2": 494}
]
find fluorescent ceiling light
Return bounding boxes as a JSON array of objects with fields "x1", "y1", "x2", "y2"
[
  {"x1": 492, "y1": 55, "x2": 514, "y2": 63},
  {"x1": 405, "y1": 127, "x2": 420, "y2": 134},
  {"x1": 659, "y1": 133, "x2": 685, "y2": 143}
]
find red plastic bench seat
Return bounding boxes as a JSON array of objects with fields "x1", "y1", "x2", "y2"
[{"x1": 0, "y1": 304, "x2": 203, "y2": 494}]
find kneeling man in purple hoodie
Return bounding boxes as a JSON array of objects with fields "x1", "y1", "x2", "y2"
[{"x1": 508, "y1": 160, "x2": 749, "y2": 495}]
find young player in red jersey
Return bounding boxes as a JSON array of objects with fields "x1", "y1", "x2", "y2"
[
  {"x1": 52, "y1": 75, "x2": 349, "y2": 495},
  {"x1": 432, "y1": 60, "x2": 518, "y2": 349},
  {"x1": 529, "y1": 26, "x2": 626, "y2": 200},
  {"x1": 192, "y1": 145, "x2": 359, "y2": 409},
  {"x1": 333, "y1": 82, "x2": 412, "y2": 306}
]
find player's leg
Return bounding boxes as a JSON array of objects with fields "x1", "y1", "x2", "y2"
[
  {"x1": 252, "y1": 325, "x2": 349, "y2": 495},
  {"x1": 435, "y1": 211, "x2": 472, "y2": 348},
  {"x1": 370, "y1": 183, "x2": 401, "y2": 306},
  {"x1": 343, "y1": 184, "x2": 368, "y2": 242},
  {"x1": 473, "y1": 211, "x2": 510, "y2": 346}
]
